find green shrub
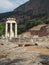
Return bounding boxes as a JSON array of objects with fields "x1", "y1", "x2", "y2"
[{"x1": 0, "y1": 23, "x2": 4, "y2": 36}]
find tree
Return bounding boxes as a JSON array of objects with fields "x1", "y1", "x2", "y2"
[{"x1": 0, "y1": 23, "x2": 4, "y2": 36}]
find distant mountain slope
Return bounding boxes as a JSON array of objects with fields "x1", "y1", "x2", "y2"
[
  {"x1": 0, "y1": 0, "x2": 49, "y2": 22},
  {"x1": 14, "y1": 0, "x2": 49, "y2": 15}
]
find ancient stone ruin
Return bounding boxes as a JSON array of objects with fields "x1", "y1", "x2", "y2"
[{"x1": 5, "y1": 18, "x2": 17, "y2": 40}]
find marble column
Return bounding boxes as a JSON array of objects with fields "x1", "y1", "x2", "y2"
[
  {"x1": 10, "y1": 23, "x2": 13, "y2": 39},
  {"x1": 15, "y1": 23, "x2": 17, "y2": 38},
  {"x1": 5, "y1": 23, "x2": 8, "y2": 38}
]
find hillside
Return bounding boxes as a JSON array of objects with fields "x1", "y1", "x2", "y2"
[
  {"x1": 0, "y1": 0, "x2": 49, "y2": 21},
  {"x1": 0, "y1": 0, "x2": 49, "y2": 35},
  {"x1": 14, "y1": 0, "x2": 49, "y2": 15}
]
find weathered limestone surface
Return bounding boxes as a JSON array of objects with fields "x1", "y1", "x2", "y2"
[{"x1": 0, "y1": 38, "x2": 49, "y2": 65}]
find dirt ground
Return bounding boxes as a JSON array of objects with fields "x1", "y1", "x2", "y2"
[
  {"x1": 22, "y1": 46, "x2": 49, "y2": 55},
  {"x1": 0, "y1": 44, "x2": 49, "y2": 65}
]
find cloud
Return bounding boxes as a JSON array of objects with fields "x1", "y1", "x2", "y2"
[
  {"x1": 0, "y1": 0, "x2": 14, "y2": 13},
  {"x1": 0, "y1": 0, "x2": 29, "y2": 13},
  {"x1": 0, "y1": 0, "x2": 14, "y2": 9}
]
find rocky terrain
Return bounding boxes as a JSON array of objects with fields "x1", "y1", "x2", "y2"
[
  {"x1": 14, "y1": 0, "x2": 49, "y2": 15},
  {"x1": 0, "y1": 39, "x2": 49, "y2": 65}
]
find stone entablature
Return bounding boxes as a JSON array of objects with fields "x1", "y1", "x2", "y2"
[
  {"x1": 6, "y1": 18, "x2": 16, "y2": 23},
  {"x1": 7, "y1": 18, "x2": 16, "y2": 21}
]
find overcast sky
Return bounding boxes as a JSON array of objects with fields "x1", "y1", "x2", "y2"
[{"x1": 0, "y1": 0, "x2": 29, "y2": 13}]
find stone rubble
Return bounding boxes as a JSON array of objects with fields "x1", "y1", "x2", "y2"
[{"x1": 0, "y1": 38, "x2": 49, "y2": 65}]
